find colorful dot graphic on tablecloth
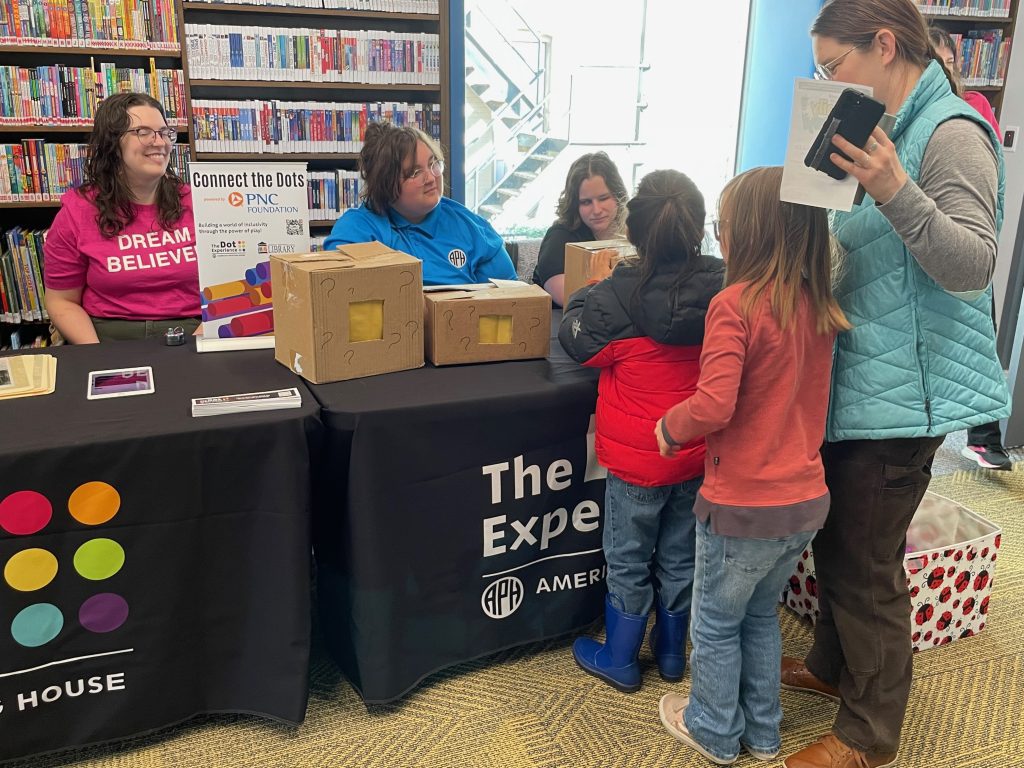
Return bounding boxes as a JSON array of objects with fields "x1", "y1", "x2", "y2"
[
  {"x1": 73, "y1": 539, "x2": 125, "y2": 581},
  {"x1": 0, "y1": 490, "x2": 52, "y2": 535},
  {"x1": 79, "y1": 593, "x2": 129, "y2": 633},
  {"x1": 11, "y1": 603, "x2": 64, "y2": 647},
  {"x1": 68, "y1": 481, "x2": 121, "y2": 526},
  {"x1": 4, "y1": 548, "x2": 59, "y2": 591}
]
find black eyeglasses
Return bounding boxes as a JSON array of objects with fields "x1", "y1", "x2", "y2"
[{"x1": 123, "y1": 127, "x2": 178, "y2": 145}]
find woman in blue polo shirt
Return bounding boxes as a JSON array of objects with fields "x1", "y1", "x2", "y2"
[{"x1": 324, "y1": 122, "x2": 518, "y2": 286}]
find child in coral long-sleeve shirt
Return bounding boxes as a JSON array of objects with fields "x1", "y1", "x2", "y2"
[{"x1": 654, "y1": 166, "x2": 850, "y2": 765}]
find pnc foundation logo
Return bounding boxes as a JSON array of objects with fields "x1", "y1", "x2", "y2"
[
  {"x1": 227, "y1": 191, "x2": 244, "y2": 207},
  {"x1": 481, "y1": 576, "x2": 524, "y2": 619},
  {"x1": 1, "y1": 482, "x2": 129, "y2": 650}
]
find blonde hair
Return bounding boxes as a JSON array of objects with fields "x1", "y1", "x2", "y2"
[{"x1": 718, "y1": 167, "x2": 850, "y2": 335}]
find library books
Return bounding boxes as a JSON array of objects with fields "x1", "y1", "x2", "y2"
[
  {"x1": 949, "y1": 29, "x2": 1013, "y2": 87},
  {"x1": 184, "y1": 25, "x2": 440, "y2": 84},
  {"x1": 1, "y1": 228, "x2": 47, "y2": 323},
  {"x1": 190, "y1": 99, "x2": 440, "y2": 153},
  {"x1": 0, "y1": 0, "x2": 180, "y2": 47},
  {"x1": 308, "y1": 169, "x2": 361, "y2": 220},
  {"x1": 917, "y1": 0, "x2": 1011, "y2": 16},
  {"x1": 183, "y1": 0, "x2": 439, "y2": 14},
  {"x1": 191, "y1": 387, "x2": 301, "y2": 417},
  {"x1": 0, "y1": 353, "x2": 55, "y2": 399}
]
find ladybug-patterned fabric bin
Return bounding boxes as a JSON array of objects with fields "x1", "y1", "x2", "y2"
[{"x1": 781, "y1": 491, "x2": 1001, "y2": 652}]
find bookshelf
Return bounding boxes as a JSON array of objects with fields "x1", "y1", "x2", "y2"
[
  {"x1": 918, "y1": 0, "x2": 1019, "y2": 119},
  {"x1": 0, "y1": 0, "x2": 451, "y2": 334}
]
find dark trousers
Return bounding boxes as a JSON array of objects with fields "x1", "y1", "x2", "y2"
[
  {"x1": 806, "y1": 435, "x2": 945, "y2": 755},
  {"x1": 968, "y1": 297, "x2": 1005, "y2": 449},
  {"x1": 91, "y1": 316, "x2": 200, "y2": 342}
]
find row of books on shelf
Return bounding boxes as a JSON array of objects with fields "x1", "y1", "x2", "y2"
[
  {"x1": 0, "y1": 227, "x2": 46, "y2": 323},
  {"x1": 191, "y1": 99, "x2": 440, "y2": 153},
  {"x1": 0, "y1": 63, "x2": 187, "y2": 126},
  {"x1": 308, "y1": 168, "x2": 359, "y2": 219},
  {"x1": 0, "y1": 141, "x2": 190, "y2": 201},
  {"x1": 0, "y1": 0, "x2": 179, "y2": 47},
  {"x1": 917, "y1": 0, "x2": 1012, "y2": 15},
  {"x1": 184, "y1": 26, "x2": 439, "y2": 84},
  {"x1": 950, "y1": 29, "x2": 1012, "y2": 85},
  {"x1": 184, "y1": 0, "x2": 438, "y2": 12}
]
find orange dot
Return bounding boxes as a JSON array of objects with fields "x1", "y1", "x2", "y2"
[{"x1": 68, "y1": 482, "x2": 120, "y2": 526}]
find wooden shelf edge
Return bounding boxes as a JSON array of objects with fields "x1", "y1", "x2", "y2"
[
  {"x1": 194, "y1": 151, "x2": 359, "y2": 160},
  {"x1": 0, "y1": 43, "x2": 181, "y2": 56},
  {"x1": 181, "y1": 2, "x2": 438, "y2": 20},
  {"x1": 0, "y1": 201, "x2": 63, "y2": 208},
  {"x1": 189, "y1": 78, "x2": 439, "y2": 91},
  {"x1": 0, "y1": 124, "x2": 188, "y2": 132},
  {"x1": 921, "y1": 13, "x2": 1013, "y2": 23}
]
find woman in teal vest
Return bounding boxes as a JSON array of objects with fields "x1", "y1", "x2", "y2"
[{"x1": 781, "y1": 2, "x2": 1010, "y2": 768}]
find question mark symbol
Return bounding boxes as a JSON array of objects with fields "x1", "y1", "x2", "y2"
[
  {"x1": 344, "y1": 349, "x2": 355, "y2": 365},
  {"x1": 348, "y1": 286, "x2": 355, "y2": 296},
  {"x1": 519, "y1": 341, "x2": 527, "y2": 352},
  {"x1": 320, "y1": 330, "x2": 334, "y2": 352},
  {"x1": 529, "y1": 316, "x2": 541, "y2": 333},
  {"x1": 406, "y1": 320, "x2": 419, "y2": 340},
  {"x1": 511, "y1": 301, "x2": 517, "y2": 309},
  {"x1": 460, "y1": 336, "x2": 471, "y2": 351},
  {"x1": 468, "y1": 306, "x2": 476, "y2": 319},
  {"x1": 444, "y1": 309, "x2": 454, "y2": 331},
  {"x1": 321, "y1": 277, "x2": 336, "y2": 297},
  {"x1": 387, "y1": 332, "x2": 402, "y2": 349},
  {"x1": 398, "y1": 270, "x2": 414, "y2": 293}
]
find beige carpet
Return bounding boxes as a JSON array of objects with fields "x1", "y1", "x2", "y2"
[{"x1": 13, "y1": 465, "x2": 1023, "y2": 768}]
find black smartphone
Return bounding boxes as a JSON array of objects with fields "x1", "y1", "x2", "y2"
[{"x1": 804, "y1": 88, "x2": 886, "y2": 180}]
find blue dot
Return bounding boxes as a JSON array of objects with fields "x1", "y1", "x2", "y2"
[{"x1": 11, "y1": 603, "x2": 64, "y2": 647}]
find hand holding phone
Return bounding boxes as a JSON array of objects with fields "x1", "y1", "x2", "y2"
[{"x1": 805, "y1": 89, "x2": 886, "y2": 180}]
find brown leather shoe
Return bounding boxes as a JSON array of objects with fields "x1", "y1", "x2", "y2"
[
  {"x1": 783, "y1": 734, "x2": 897, "y2": 768},
  {"x1": 780, "y1": 656, "x2": 839, "y2": 702}
]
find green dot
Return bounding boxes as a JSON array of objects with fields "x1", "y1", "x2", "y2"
[
  {"x1": 73, "y1": 538, "x2": 125, "y2": 581},
  {"x1": 12, "y1": 603, "x2": 64, "y2": 647}
]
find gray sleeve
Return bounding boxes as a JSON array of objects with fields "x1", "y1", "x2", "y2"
[{"x1": 876, "y1": 118, "x2": 999, "y2": 295}]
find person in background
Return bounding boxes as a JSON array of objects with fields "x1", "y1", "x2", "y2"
[
  {"x1": 656, "y1": 166, "x2": 848, "y2": 766},
  {"x1": 533, "y1": 152, "x2": 629, "y2": 306},
  {"x1": 782, "y1": 2, "x2": 1010, "y2": 767},
  {"x1": 323, "y1": 122, "x2": 517, "y2": 286},
  {"x1": 44, "y1": 92, "x2": 199, "y2": 343},
  {"x1": 558, "y1": 169, "x2": 724, "y2": 693},
  {"x1": 929, "y1": 23, "x2": 1013, "y2": 472}
]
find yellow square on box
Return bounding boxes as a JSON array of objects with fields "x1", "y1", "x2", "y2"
[
  {"x1": 478, "y1": 314, "x2": 513, "y2": 344},
  {"x1": 349, "y1": 300, "x2": 384, "y2": 342}
]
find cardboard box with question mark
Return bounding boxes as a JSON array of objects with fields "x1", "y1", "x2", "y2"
[
  {"x1": 423, "y1": 283, "x2": 552, "y2": 366},
  {"x1": 270, "y1": 243, "x2": 424, "y2": 383}
]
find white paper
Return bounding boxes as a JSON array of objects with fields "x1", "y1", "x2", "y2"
[{"x1": 780, "y1": 78, "x2": 874, "y2": 212}]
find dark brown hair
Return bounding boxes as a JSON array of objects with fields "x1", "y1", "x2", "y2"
[
  {"x1": 812, "y1": 0, "x2": 958, "y2": 93},
  {"x1": 555, "y1": 152, "x2": 628, "y2": 233},
  {"x1": 718, "y1": 167, "x2": 849, "y2": 335},
  {"x1": 625, "y1": 169, "x2": 706, "y2": 310},
  {"x1": 358, "y1": 122, "x2": 444, "y2": 215},
  {"x1": 81, "y1": 92, "x2": 183, "y2": 237},
  {"x1": 928, "y1": 24, "x2": 963, "y2": 96}
]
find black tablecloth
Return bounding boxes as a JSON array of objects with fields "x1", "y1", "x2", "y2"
[
  {"x1": 309, "y1": 317, "x2": 606, "y2": 702},
  {"x1": 0, "y1": 339, "x2": 321, "y2": 762}
]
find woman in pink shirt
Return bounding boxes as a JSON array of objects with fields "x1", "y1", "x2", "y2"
[
  {"x1": 654, "y1": 166, "x2": 849, "y2": 765},
  {"x1": 44, "y1": 92, "x2": 199, "y2": 343}
]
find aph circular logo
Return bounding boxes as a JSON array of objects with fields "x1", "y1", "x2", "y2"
[
  {"x1": 447, "y1": 249, "x2": 467, "y2": 269},
  {"x1": 227, "y1": 191, "x2": 244, "y2": 207},
  {"x1": 481, "y1": 576, "x2": 524, "y2": 619}
]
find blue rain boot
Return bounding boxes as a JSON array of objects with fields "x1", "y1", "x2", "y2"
[
  {"x1": 648, "y1": 602, "x2": 690, "y2": 682},
  {"x1": 573, "y1": 594, "x2": 649, "y2": 693}
]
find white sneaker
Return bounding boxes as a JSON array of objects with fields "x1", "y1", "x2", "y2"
[
  {"x1": 658, "y1": 693, "x2": 737, "y2": 765},
  {"x1": 742, "y1": 742, "x2": 780, "y2": 761}
]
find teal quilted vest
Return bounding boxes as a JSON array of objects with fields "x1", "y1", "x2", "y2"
[{"x1": 828, "y1": 61, "x2": 1009, "y2": 441}]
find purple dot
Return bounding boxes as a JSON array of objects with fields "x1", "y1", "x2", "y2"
[{"x1": 79, "y1": 593, "x2": 129, "y2": 633}]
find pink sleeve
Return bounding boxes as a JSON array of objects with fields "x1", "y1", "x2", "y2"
[
  {"x1": 43, "y1": 193, "x2": 87, "y2": 290},
  {"x1": 964, "y1": 92, "x2": 1001, "y2": 139}
]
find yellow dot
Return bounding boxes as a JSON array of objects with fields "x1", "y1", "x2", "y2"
[
  {"x1": 68, "y1": 482, "x2": 120, "y2": 526},
  {"x1": 4, "y1": 548, "x2": 59, "y2": 591}
]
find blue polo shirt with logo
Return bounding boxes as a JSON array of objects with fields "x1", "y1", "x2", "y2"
[{"x1": 322, "y1": 198, "x2": 518, "y2": 285}]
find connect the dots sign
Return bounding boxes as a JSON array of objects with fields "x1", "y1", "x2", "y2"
[{"x1": 1, "y1": 483, "x2": 128, "y2": 648}]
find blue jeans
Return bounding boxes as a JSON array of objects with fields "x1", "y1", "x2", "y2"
[
  {"x1": 603, "y1": 472, "x2": 700, "y2": 616},
  {"x1": 685, "y1": 517, "x2": 815, "y2": 761}
]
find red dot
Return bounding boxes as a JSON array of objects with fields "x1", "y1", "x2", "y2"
[{"x1": 0, "y1": 491, "x2": 52, "y2": 535}]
